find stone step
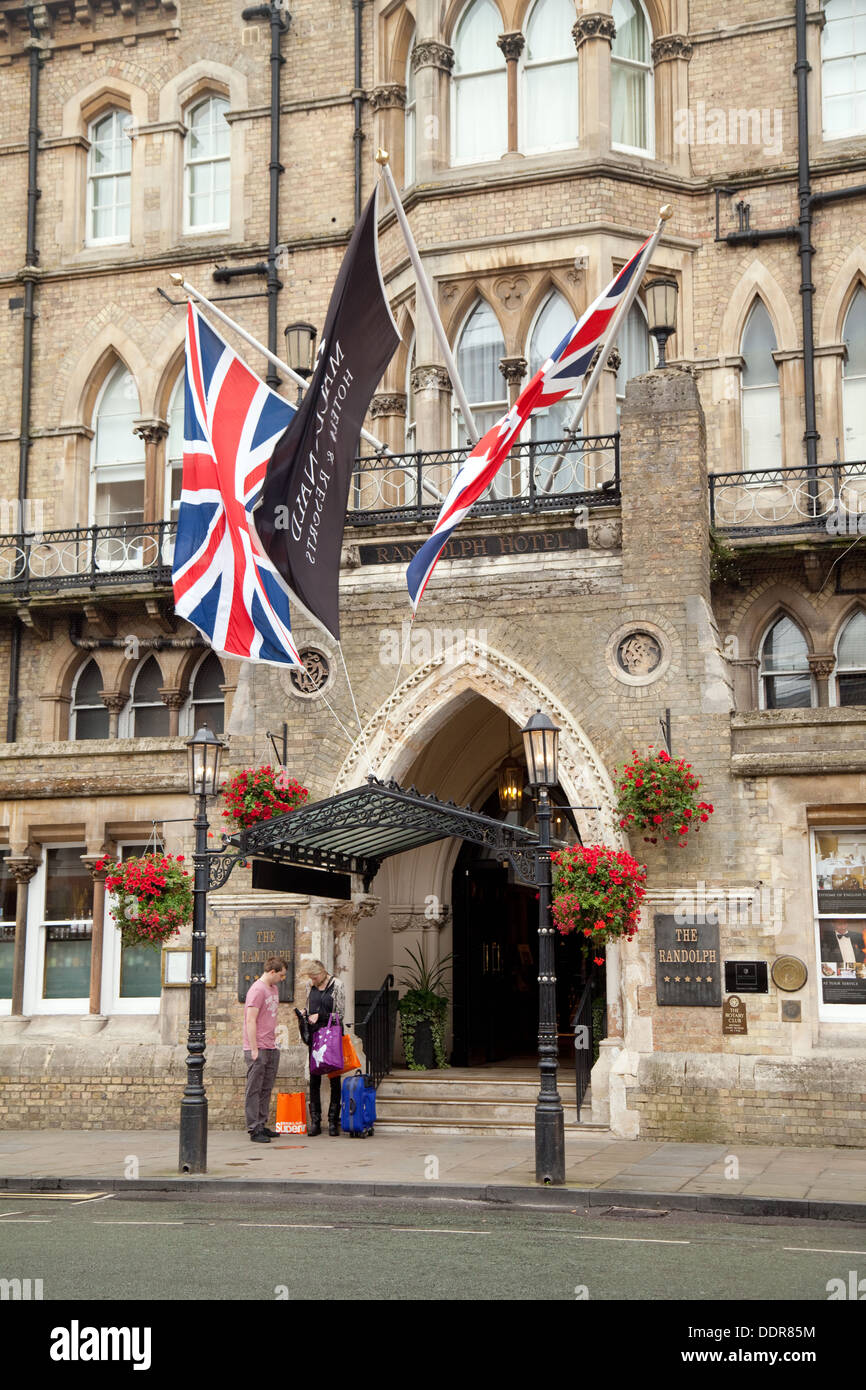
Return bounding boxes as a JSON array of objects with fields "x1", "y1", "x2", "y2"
[
  {"x1": 376, "y1": 1095, "x2": 583, "y2": 1125},
  {"x1": 379, "y1": 1078, "x2": 568, "y2": 1102}
]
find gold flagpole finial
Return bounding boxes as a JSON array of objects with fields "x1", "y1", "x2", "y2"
[
  {"x1": 170, "y1": 272, "x2": 185, "y2": 286},
  {"x1": 659, "y1": 204, "x2": 673, "y2": 221},
  {"x1": 375, "y1": 148, "x2": 390, "y2": 166}
]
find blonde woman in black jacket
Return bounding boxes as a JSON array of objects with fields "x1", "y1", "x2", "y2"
[{"x1": 303, "y1": 960, "x2": 346, "y2": 1136}]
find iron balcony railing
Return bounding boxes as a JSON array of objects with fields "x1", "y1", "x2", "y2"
[
  {"x1": 348, "y1": 433, "x2": 620, "y2": 525},
  {"x1": 709, "y1": 460, "x2": 866, "y2": 536},
  {"x1": 0, "y1": 435, "x2": 620, "y2": 595},
  {"x1": 0, "y1": 521, "x2": 176, "y2": 593}
]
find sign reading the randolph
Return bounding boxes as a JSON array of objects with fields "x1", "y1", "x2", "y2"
[
  {"x1": 655, "y1": 913, "x2": 722, "y2": 1007},
  {"x1": 359, "y1": 527, "x2": 588, "y2": 567},
  {"x1": 237, "y1": 917, "x2": 295, "y2": 1003}
]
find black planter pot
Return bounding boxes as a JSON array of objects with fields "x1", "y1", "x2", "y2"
[{"x1": 412, "y1": 1020, "x2": 435, "y2": 1069}]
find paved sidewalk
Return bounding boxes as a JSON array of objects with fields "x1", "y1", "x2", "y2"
[{"x1": 2, "y1": 1127, "x2": 866, "y2": 1216}]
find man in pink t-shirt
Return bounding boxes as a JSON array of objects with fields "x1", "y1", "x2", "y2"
[{"x1": 243, "y1": 957, "x2": 287, "y2": 1142}]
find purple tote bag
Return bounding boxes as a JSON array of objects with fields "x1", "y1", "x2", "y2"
[{"x1": 310, "y1": 1014, "x2": 344, "y2": 1074}]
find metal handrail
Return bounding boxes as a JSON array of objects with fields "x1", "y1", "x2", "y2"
[{"x1": 357, "y1": 973, "x2": 396, "y2": 1089}]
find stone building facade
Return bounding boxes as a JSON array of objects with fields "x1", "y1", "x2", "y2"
[{"x1": 1, "y1": 0, "x2": 866, "y2": 1144}]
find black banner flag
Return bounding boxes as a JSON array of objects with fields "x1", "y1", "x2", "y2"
[{"x1": 252, "y1": 186, "x2": 399, "y2": 640}]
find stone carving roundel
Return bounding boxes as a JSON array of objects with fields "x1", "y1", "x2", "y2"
[
  {"x1": 605, "y1": 621, "x2": 672, "y2": 688},
  {"x1": 617, "y1": 632, "x2": 661, "y2": 677},
  {"x1": 289, "y1": 648, "x2": 331, "y2": 698}
]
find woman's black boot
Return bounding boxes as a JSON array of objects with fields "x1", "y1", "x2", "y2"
[
  {"x1": 307, "y1": 1102, "x2": 321, "y2": 1137},
  {"x1": 328, "y1": 1080, "x2": 341, "y2": 1135}
]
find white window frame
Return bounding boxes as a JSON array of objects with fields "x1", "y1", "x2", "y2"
[
  {"x1": 610, "y1": 0, "x2": 655, "y2": 158},
  {"x1": 519, "y1": 0, "x2": 580, "y2": 155},
  {"x1": 121, "y1": 656, "x2": 169, "y2": 740},
  {"x1": 830, "y1": 609, "x2": 866, "y2": 706},
  {"x1": 70, "y1": 658, "x2": 110, "y2": 742},
  {"x1": 740, "y1": 301, "x2": 783, "y2": 474},
  {"x1": 821, "y1": 0, "x2": 866, "y2": 141},
  {"x1": 181, "y1": 650, "x2": 225, "y2": 738},
  {"x1": 89, "y1": 364, "x2": 146, "y2": 576},
  {"x1": 843, "y1": 285, "x2": 866, "y2": 462},
  {"x1": 450, "y1": 0, "x2": 508, "y2": 167},
  {"x1": 22, "y1": 847, "x2": 92, "y2": 1016},
  {"x1": 524, "y1": 290, "x2": 583, "y2": 493},
  {"x1": 810, "y1": 825, "x2": 866, "y2": 1023},
  {"x1": 86, "y1": 108, "x2": 132, "y2": 247},
  {"x1": 183, "y1": 95, "x2": 231, "y2": 236},
  {"x1": 101, "y1": 841, "x2": 163, "y2": 1015},
  {"x1": 757, "y1": 616, "x2": 815, "y2": 710}
]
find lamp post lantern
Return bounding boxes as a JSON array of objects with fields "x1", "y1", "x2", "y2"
[
  {"x1": 179, "y1": 725, "x2": 226, "y2": 1174},
  {"x1": 522, "y1": 708, "x2": 565, "y2": 1185},
  {"x1": 284, "y1": 321, "x2": 317, "y2": 404},
  {"x1": 645, "y1": 276, "x2": 678, "y2": 369}
]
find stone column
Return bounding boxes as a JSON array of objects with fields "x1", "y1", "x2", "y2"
[
  {"x1": 133, "y1": 419, "x2": 169, "y2": 526},
  {"x1": 809, "y1": 654, "x2": 836, "y2": 707},
  {"x1": 100, "y1": 691, "x2": 128, "y2": 738},
  {"x1": 82, "y1": 854, "x2": 108, "y2": 1020},
  {"x1": 499, "y1": 356, "x2": 527, "y2": 407},
  {"x1": 159, "y1": 687, "x2": 188, "y2": 737},
  {"x1": 573, "y1": 15, "x2": 616, "y2": 160},
  {"x1": 651, "y1": 35, "x2": 693, "y2": 174},
  {"x1": 332, "y1": 893, "x2": 379, "y2": 1031},
  {"x1": 369, "y1": 392, "x2": 409, "y2": 454},
  {"x1": 6, "y1": 855, "x2": 37, "y2": 1022},
  {"x1": 369, "y1": 84, "x2": 407, "y2": 182},
  {"x1": 412, "y1": 364, "x2": 452, "y2": 475},
  {"x1": 412, "y1": 41, "x2": 454, "y2": 181},
  {"x1": 496, "y1": 32, "x2": 525, "y2": 156}
]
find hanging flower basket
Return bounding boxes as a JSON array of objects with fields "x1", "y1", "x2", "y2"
[
  {"x1": 95, "y1": 853, "x2": 192, "y2": 951},
  {"x1": 551, "y1": 844, "x2": 646, "y2": 962},
  {"x1": 614, "y1": 748, "x2": 715, "y2": 848},
  {"x1": 220, "y1": 765, "x2": 308, "y2": 830}
]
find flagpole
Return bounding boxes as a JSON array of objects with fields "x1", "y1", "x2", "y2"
[
  {"x1": 168, "y1": 272, "x2": 397, "y2": 463},
  {"x1": 540, "y1": 205, "x2": 673, "y2": 494},
  {"x1": 375, "y1": 150, "x2": 480, "y2": 446}
]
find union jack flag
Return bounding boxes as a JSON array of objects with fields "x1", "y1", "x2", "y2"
[
  {"x1": 172, "y1": 303, "x2": 304, "y2": 667},
  {"x1": 406, "y1": 234, "x2": 654, "y2": 612}
]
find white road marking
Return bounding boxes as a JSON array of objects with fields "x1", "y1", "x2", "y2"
[
  {"x1": 237, "y1": 1222, "x2": 335, "y2": 1229},
  {"x1": 72, "y1": 1193, "x2": 115, "y2": 1205},
  {"x1": 0, "y1": 1217, "x2": 52, "y2": 1223},
  {"x1": 391, "y1": 1228, "x2": 490, "y2": 1236},
  {"x1": 569, "y1": 1234, "x2": 690, "y2": 1245},
  {"x1": 94, "y1": 1220, "x2": 185, "y2": 1226},
  {"x1": 784, "y1": 1246, "x2": 866, "y2": 1256},
  {"x1": 0, "y1": 1211, "x2": 24, "y2": 1218}
]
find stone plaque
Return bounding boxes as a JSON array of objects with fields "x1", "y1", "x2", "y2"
[
  {"x1": 724, "y1": 960, "x2": 768, "y2": 994},
  {"x1": 616, "y1": 631, "x2": 661, "y2": 676},
  {"x1": 722, "y1": 995, "x2": 748, "y2": 1035},
  {"x1": 359, "y1": 527, "x2": 587, "y2": 567},
  {"x1": 781, "y1": 1000, "x2": 802, "y2": 1021},
  {"x1": 237, "y1": 917, "x2": 295, "y2": 1003},
  {"x1": 654, "y1": 914, "x2": 722, "y2": 1007}
]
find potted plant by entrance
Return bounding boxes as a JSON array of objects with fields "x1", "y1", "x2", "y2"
[
  {"x1": 397, "y1": 945, "x2": 452, "y2": 1070},
  {"x1": 94, "y1": 853, "x2": 193, "y2": 950}
]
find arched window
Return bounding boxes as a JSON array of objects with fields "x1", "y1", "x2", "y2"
[
  {"x1": 186, "y1": 651, "x2": 225, "y2": 735},
  {"x1": 87, "y1": 108, "x2": 132, "y2": 245},
  {"x1": 616, "y1": 299, "x2": 653, "y2": 414},
  {"x1": 71, "y1": 659, "x2": 109, "y2": 740},
  {"x1": 166, "y1": 376, "x2": 185, "y2": 523},
  {"x1": 129, "y1": 657, "x2": 169, "y2": 738},
  {"x1": 455, "y1": 299, "x2": 507, "y2": 446},
  {"x1": 91, "y1": 363, "x2": 145, "y2": 530},
  {"x1": 184, "y1": 95, "x2": 231, "y2": 232},
  {"x1": 843, "y1": 286, "x2": 866, "y2": 459},
  {"x1": 760, "y1": 616, "x2": 813, "y2": 709},
  {"x1": 405, "y1": 332, "x2": 417, "y2": 453},
  {"x1": 822, "y1": 0, "x2": 866, "y2": 139},
  {"x1": 741, "y1": 300, "x2": 782, "y2": 472},
  {"x1": 521, "y1": 0, "x2": 579, "y2": 153},
  {"x1": 405, "y1": 33, "x2": 417, "y2": 186},
  {"x1": 836, "y1": 611, "x2": 866, "y2": 705},
  {"x1": 527, "y1": 291, "x2": 583, "y2": 491},
  {"x1": 611, "y1": 0, "x2": 653, "y2": 155},
  {"x1": 452, "y1": 0, "x2": 507, "y2": 165}
]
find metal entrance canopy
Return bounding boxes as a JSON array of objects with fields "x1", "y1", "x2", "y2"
[{"x1": 223, "y1": 776, "x2": 542, "y2": 890}]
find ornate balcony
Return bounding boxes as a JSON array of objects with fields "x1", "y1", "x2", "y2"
[
  {"x1": 0, "y1": 435, "x2": 620, "y2": 598},
  {"x1": 709, "y1": 461, "x2": 866, "y2": 537}
]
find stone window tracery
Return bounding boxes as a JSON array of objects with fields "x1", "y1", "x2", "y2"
[
  {"x1": 611, "y1": 0, "x2": 654, "y2": 156},
  {"x1": 759, "y1": 615, "x2": 814, "y2": 709},
  {"x1": 843, "y1": 285, "x2": 866, "y2": 460}
]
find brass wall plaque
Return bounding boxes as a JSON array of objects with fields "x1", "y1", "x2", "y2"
[
  {"x1": 781, "y1": 1000, "x2": 802, "y2": 1021},
  {"x1": 771, "y1": 956, "x2": 808, "y2": 992},
  {"x1": 722, "y1": 995, "x2": 748, "y2": 1035}
]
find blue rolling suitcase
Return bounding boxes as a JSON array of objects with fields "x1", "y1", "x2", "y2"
[{"x1": 341, "y1": 1073, "x2": 376, "y2": 1138}]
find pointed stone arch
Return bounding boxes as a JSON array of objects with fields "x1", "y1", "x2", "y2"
[
  {"x1": 718, "y1": 261, "x2": 798, "y2": 358},
  {"x1": 59, "y1": 324, "x2": 148, "y2": 431},
  {"x1": 735, "y1": 586, "x2": 821, "y2": 660},
  {"x1": 828, "y1": 599, "x2": 866, "y2": 653},
  {"x1": 387, "y1": 1, "x2": 417, "y2": 84},
  {"x1": 517, "y1": 273, "x2": 580, "y2": 361},
  {"x1": 444, "y1": 0, "x2": 509, "y2": 47},
  {"x1": 821, "y1": 246, "x2": 866, "y2": 343},
  {"x1": 332, "y1": 640, "x2": 623, "y2": 849}
]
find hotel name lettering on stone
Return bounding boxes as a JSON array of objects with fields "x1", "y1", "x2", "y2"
[
  {"x1": 237, "y1": 917, "x2": 295, "y2": 1002},
  {"x1": 359, "y1": 527, "x2": 587, "y2": 566},
  {"x1": 654, "y1": 913, "x2": 722, "y2": 1007}
]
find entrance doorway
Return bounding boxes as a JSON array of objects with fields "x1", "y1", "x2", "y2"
[{"x1": 450, "y1": 792, "x2": 589, "y2": 1067}]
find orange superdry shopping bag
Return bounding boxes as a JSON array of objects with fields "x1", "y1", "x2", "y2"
[
  {"x1": 276, "y1": 1091, "x2": 307, "y2": 1134},
  {"x1": 327, "y1": 1033, "x2": 362, "y2": 1077}
]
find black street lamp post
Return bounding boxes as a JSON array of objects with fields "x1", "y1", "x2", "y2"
[
  {"x1": 522, "y1": 709, "x2": 565, "y2": 1185},
  {"x1": 179, "y1": 725, "x2": 226, "y2": 1175}
]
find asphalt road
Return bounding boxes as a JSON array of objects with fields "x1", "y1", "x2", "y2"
[{"x1": 2, "y1": 1190, "x2": 865, "y2": 1303}]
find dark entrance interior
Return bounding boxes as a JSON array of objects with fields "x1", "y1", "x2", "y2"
[{"x1": 450, "y1": 790, "x2": 589, "y2": 1067}]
